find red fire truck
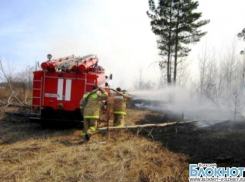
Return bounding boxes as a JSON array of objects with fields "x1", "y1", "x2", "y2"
[{"x1": 31, "y1": 54, "x2": 111, "y2": 121}]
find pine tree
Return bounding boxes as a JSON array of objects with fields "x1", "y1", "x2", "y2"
[
  {"x1": 147, "y1": 0, "x2": 209, "y2": 85},
  {"x1": 147, "y1": 0, "x2": 175, "y2": 84}
]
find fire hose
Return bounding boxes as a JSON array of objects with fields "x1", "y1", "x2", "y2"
[
  {"x1": 82, "y1": 87, "x2": 124, "y2": 109},
  {"x1": 80, "y1": 88, "x2": 199, "y2": 133}
]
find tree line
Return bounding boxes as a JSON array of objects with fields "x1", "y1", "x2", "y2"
[{"x1": 0, "y1": 60, "x2": 33, "y2": 108}]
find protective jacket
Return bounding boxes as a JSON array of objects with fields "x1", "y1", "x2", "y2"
[
  {"x1": 80, "y1": 89, "x2": 108, "y2": 119},
  {"x1": 113, "y1": 92, "x2": 131, "y2": 115}
]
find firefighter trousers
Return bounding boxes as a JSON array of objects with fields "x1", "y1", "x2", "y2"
[
  {"x1": 113, "y1": 114, "x2": 125, "y2": 127},
  {"x1": 83, "y1": 118, "x2": 98, "y2": 137}
]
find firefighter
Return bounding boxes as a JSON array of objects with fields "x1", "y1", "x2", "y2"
[
  {"x1": 80, "y1": 85, "x2": 108, "y2": 141},
  {"x1": 113, "y1": 87, "x2": 131, "y2": 127}
]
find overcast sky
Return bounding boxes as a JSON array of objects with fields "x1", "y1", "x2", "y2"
[{"x1": 0, "y1": 0, "x2": 245, "y2": 89}]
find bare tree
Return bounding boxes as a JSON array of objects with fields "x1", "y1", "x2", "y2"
[
  {"x1": 197, "y1": 47, "x2": 222, "y2": 106},
  {"x1": 176, "y1": 58, "x2": 190, "y2": 87},
  {"x1": 14, "y1": 66, "x2": 34, "y2": 104},
  {"x1": 227, "y1": 79, "x2": 245, "y2": 121},
  {"x1": 224, "y1": 53, "x2": 245, "y2": 121},
  {"x1": 0, "y1": 60, "x2": 31, "y2": 108},
  {"x1": 134, "y1": 66, "x2": 155, "y2": 90},
  {"x1": 196, "y1": 43, "x2": 245, "y2": 121}
]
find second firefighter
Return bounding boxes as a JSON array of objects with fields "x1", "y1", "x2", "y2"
[{"x1": 113, "y1": 87, "x2": 131, "y2": 127}]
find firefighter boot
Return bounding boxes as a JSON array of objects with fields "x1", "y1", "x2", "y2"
[{"x1": 81, "y1": 132, "x2": 90, "y2": 143}]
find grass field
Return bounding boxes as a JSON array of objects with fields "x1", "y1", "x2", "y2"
[{"x1": 0, "y1": 108, "x2": 189, "y2": 182}]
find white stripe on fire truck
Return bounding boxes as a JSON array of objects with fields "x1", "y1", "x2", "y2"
[
  {"x1": 57, "y1": 79, "x2": 64, "y2": 100},
  {"x1": 65, "y1": 79, "x2": 72, "y2": 101}
]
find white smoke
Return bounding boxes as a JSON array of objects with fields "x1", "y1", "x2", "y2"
[{"x1": 129, "y1": 86, "x2": 244, "y2": 122}]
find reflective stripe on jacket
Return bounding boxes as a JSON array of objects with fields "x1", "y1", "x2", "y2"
[
  {"x1": 81, "y1": 91, "x2": 108, "y2": 119},
  {"x1": 113, "y1": 92, "x2": 131, "y2": 115}
]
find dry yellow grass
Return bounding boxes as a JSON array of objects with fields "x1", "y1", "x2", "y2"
[{"x1": 0, "y1": 110, "x2": 189, "y2": 182}]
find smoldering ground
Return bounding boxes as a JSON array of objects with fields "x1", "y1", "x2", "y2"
[
  {"x1": 128, "y1": 87, "x2": 245, "y2": 167},
  {"x1": 129, "y1": 86, "x2": 245, "y2": 125}
]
